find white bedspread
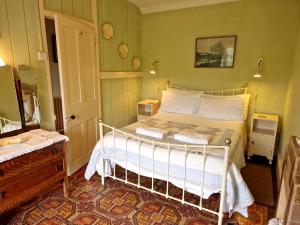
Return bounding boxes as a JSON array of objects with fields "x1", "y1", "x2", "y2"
[{"x1": 85, "y1": 112, "x2": 253, "y2": 217}]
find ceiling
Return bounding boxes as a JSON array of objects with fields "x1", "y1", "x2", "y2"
[{"x1": 128, "y1": 0, "x2": 239, "y2": 14}]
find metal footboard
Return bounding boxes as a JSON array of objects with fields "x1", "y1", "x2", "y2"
[{"x1": 98, "y1": 121, "x2": 231, "y2": 225}]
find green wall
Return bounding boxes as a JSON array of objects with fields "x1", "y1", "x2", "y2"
[
  {"x1": 0, "y1": 66, "x2": 21, "y2": 121},
  {"x1": 141, "y1": 0, "x2": 299, "y2": 122},
  {"x1": 43, "y1": 0, "x2": 93, "y2": 21},
  {"x1": 0, "y1": 0, "x2": 53, "y2": 129},
  {"x1": 97, "y1": 0, "x2": 142, "y2": 128},
  {"x1": 281, "y1": 11, "x2": 300, "y2": 165}
]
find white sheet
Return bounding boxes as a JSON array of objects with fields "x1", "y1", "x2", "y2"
[{"x1": 85, "y1": 112, "x2": 253, "y2": 217}]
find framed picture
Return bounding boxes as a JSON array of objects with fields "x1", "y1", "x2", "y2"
[{"x1": 195, "y1": 35, "x2": 237, "y2": 68}]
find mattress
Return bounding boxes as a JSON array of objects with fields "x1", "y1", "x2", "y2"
[{"x1": 85, "y1": 112, "x2": 253, "y2": 217}]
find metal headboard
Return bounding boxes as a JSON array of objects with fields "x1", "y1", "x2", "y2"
[{"x1": 167, "y1": 80, "x2": 248, "y2": 96}]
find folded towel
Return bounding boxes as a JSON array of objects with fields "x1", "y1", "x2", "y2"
[
  {"x1": 136, "y1": 126, "x2": 168, "y2": 139},
  {"x1": 174, "y1": 132, "x2": 210, "y2": 145}
]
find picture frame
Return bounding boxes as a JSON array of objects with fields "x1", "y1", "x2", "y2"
[{"x1": 195, "y1": 35, "x2": 237, "y2": 68}]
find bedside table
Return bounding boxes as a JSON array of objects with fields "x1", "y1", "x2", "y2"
[
  {"x1": 137, "y1": 99, "x2": 160, "y2": 121},
  {"x1": 247, "y1": 113, "x2": 279, "y2": 164}
]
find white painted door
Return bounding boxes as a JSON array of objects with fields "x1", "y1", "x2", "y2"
[{"x1": 55, "y1": 15, "x2": 99, "y2": 175}]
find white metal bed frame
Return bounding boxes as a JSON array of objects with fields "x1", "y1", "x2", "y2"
[{"x1": 98, "y1": 83, "x2": 248, "y2": 225}]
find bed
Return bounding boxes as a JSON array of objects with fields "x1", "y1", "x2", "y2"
[{"x1": 85, "y1": 83, "x2": 254, "y2": 225}]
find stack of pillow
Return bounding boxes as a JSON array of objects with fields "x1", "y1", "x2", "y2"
[{"x1": 160, "y1": 87, "x2": 251, "y2": 122}]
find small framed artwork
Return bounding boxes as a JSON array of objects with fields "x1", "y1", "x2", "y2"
[{"x1": 195, "y1": 35, "x2": 237, "y2": 68}]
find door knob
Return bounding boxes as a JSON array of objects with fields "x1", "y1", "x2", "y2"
[{"x1": 65, "y1": 115, "x2": 76, "y2": 121}]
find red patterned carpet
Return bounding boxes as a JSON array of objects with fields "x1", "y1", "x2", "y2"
[{"x1": 1, "y1": 167, "x2": 269, "y2": 225}]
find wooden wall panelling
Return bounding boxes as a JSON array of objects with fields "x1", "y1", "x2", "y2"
[
  {"x1": 43, "y1": 0, "x2": 92, "y2": 22},
  {"x1": 128, "y1": 78, "x2": 140, "y2": 123},
  {"x1": 137, "y1": 5, "x2": 142, "y2": 67},
  {"x1": 121, "y1": 0, "x2": 128, "y2": 71},
  {"x1": 97, "y1": 0, "x2": 104, "y2": 70},
  {"x1": 115, "y1": 0, "x2": 127, "y2": 71},
  {"x1": 101, "y1": 79, "x2": 113, "y2": 132},
  {"x1": 0, "y1": 0, "x2": 14, "y2": 66},
  {"x1": 97, "y1": 0, "x2": 142, "y2": 128},
  {"x1": 43, "y1": 0, "x2": 50, "y2": 10},
  {"x1": 123, "y1": 79, "x2": 130, "y2": 126},
  {"x1": 98, "y1": 0, "x2": 110, "y2": 71},
  {"x1": 61, "y1": 0, "x2": 73, "y2": 16},
  {"x1": 73, "y1": 0, "x2": 84, "y2": 19},
  {"x1": 112, "y1": 79, "x2": 125, "y2": 128},
  {"x1": 127, "y1": 3, "x2": 137, "y2": 71},
  {"x1": 6, "y1": 0, "x2": 30, "y2": 67},
  {"x1": 82, "y1": 0, "x2": 92, "y2": 21},
  {"x1": 49, "y1": 0, "x2": 62, "y2": 13}
]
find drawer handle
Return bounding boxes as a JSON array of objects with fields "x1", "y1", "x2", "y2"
[
  {"x1": 0, "y1": 192, "x2": 5, "y2": 200},
  {"x1": 52, "y1": 149, "x2": 59, "y2": 155}
]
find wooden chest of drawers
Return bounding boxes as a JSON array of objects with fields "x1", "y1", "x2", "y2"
[
  {"x1": 0, "y1": 141, "x2": 68, "y2": 215},
  {"x1": 277, "y1": 136, "x2": 300, "y2": 225}
]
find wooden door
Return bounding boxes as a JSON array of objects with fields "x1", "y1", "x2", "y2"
[{"x1": 55, "y1": 15, "x2": 99, "y2": 175}]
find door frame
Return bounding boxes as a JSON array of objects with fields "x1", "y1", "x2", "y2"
[{"x1": 38, "y1": 0, "x2": 101, "y2": 131}]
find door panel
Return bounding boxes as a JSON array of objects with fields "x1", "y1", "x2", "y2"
[
  {"x1": 77, "y1": 30, "x2": 97, "y2": 101},
  {"x1": 63, "y1": 26, "x2": 82, "y2": 104},
  {"x1": 69, "y1": 123, "x2": 85, "y2": 162},
  {"x1": 55, "y1": 15, "x2": 99, "y2": 175}
]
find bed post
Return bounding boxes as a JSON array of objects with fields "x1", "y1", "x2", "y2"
[
  {"x1": 218, "y1": 138, "x2": 231, "y2": 225},
  {"x1": 99, "y1": 120, "x2": 105, "y2": 185}
]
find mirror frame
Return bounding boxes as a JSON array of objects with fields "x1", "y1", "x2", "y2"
[{"x1": 0, "y1": 78, "x2": 39, "y2": 138}]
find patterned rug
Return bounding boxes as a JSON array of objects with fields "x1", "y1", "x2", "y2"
[{"x1": 1, "y1": 167, "x2": 269, "y2": 225}]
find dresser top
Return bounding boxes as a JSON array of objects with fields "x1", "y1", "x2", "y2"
[{"x1": 0, "y1": 129, "x2": 68, "y2": 163}]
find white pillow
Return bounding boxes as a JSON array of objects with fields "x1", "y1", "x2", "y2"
[
  {"x1": 196, "y1": 94, "x2": 250, "y2": 121},
  {"x1": 160, "y1": 90, "x2": 200, "y2": 115},
  {"x1": 167, "y1": 86, "x2": 204, "y2": 95}
]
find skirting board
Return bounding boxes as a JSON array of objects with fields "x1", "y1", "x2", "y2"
[{"x1": 100, "y1": 72, "x2": 143, "y2": 79}]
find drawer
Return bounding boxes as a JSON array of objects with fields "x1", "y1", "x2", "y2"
[
  {"x1": 0, "y1": 142, "x2": 64, "y2": 184},
  {"x1": 0, "y1": 159, "x2": 64, "y2": 201}
]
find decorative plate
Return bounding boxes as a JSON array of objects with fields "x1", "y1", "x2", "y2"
[
  {"x1": 118, "y1": 43, "x2": 129, "y2": 58},
  {"x1": 101, "y1": 23, "x2": 114, "y2": 40},
  {"x1": 132, "y1": 57, "x2": 141, "y2": 70}
]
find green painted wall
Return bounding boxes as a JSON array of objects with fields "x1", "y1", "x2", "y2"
[
  {"x1": 97, "y1": 0, "x2": 142, "y2": 128},
  {"x1": 0, "y1": 66, "x2": 21, "y2": 121},
  {"x1": 0, "y1": 0, "x2": 53, "y2": 129},
  {"x1": 141, "y1": 0, "x2": 299, "y2": 124},
  {"x1": 280, "y1": 9, "x2": 300, "y2": 165},
  {"x1": 43, "y1": 0, "x2": 93, "y2": 21}
]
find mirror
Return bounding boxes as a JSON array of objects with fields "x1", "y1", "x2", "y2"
[
  {"x1": 19, "y1": 66, "x2": 40, "y2": 126},
  {"x1": 0, "y1": 66, "x2": 22, "y2": 134}
]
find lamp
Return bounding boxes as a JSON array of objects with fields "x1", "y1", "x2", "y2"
[
  {"x1": 0, "y1": 58, "x2": 6, "y2": 67},
  {"x1": 253, "y1": 58, "x2": 264, "y2": 78},
  {"x1": 149, "y1": 60, "x2": 159, "y2": 75}
]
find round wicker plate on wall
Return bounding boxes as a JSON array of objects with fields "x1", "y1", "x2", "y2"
[
  {"x1": 132, "y1": 57, "x2": 141, "y2": 70},
  {"x1": 118, "y1": 43, "x2": 129, "y2": 58},
  {"x1": 101, "y1": 23, "x2": 114, "y2": 40}
]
